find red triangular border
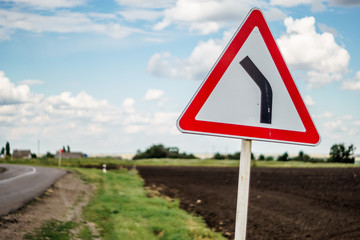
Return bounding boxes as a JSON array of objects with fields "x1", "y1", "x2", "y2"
[{"x1": 177, "y1": 8, "x2": 320, "y2": 145}]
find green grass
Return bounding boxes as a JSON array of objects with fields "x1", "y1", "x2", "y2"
[
  {"x1": 74, "y1": 167, "x2": 225, "y2": 240},
  {"x1": 24, "y1": 220, "x2": 76, "y2": 240},
  {"x1": 77, "y1": 225, "x2": 94, "y2": 240}
]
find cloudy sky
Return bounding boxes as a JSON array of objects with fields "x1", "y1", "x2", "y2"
[{"x1": 0, "y1": 0, "x2": 359, "y2": 156}]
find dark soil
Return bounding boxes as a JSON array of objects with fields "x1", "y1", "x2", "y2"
[{"x1": 137, "y1": 166, "x2": 360, "y2": 240}]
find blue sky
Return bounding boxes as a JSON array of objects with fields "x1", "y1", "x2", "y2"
[{"x1": 0, "y1": 0, "x2": 359, "y2": 156}]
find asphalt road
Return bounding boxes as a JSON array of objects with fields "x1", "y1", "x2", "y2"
[{"x1": 0, "y1": 164, "x2": 67, "y2": 216}]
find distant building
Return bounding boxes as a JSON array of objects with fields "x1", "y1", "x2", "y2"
[
  {"x1": 12, "y1": 149, "x2": 32, "y2": 159},
  {"x1": 55, "y1": 151, "x2": 85, "y2": 159}
]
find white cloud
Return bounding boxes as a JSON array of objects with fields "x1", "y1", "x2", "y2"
[
  {"x1": 314, "y1": 111, "x2": 333, "y2": 119},
  {"x1": 271, "y1": 0, "x2": 360, "y2": 11},
  {"x1": 0, "y1": 71, "x2": 119, "y2": 138},
  {"x1": 327, "y1": 0, "x2": 360, "y2": 7},
  {"x1": 344, "y1": 81, "x2": 360, "y2": 90},
  {"x1": 0, "y1": 9, "x2": 141, "y2": 40},
  {"x1": 304, "y1": 95, "x2": 315, "y2": 106},
  {"x1": 87, "y1": 123, "x2": 105, "y2": 135},
  {"x1": 263, "y1": 7, "x2": 287, "y2": 21},
  {"x1": 149, "y1": 15, "x2": 350, "y2": 87},
  {"x1": 0, "y1": 0, "x2": 287, "y2": 40},
  {"x1": 147, "y1": 30, "x2": 231, "y2": 80},
  {"x1": 87, "y1": 12, "x2": 118, "y2": 20},
  {"x1": 277, "y1": 16, "x2": 350, "y2": 88},
  {"x1": 323, "y1": 119, "x2": 343, "y2": 138},
  {"x1": 121, "y1": 108, "x2": 178, "y2": 135},
  {"x1": 2, "y1": 0, "x2": 86, "y2": 9},
  {"x1": 145, "y1": 112, "x2": 179, "y2": 135},
  {"x1": 271, "y1": 0, "x2": 325, "y2": 11},
  {"x1": 118, "y1": 9, "x2": 163, "y2": 22},
  {"x1": 122, "y1": 112, "x2": 149, "y2": 125},
  {"x1": 0, "y1": 95, "x2": 118, "y2": 142},
  {"x1": 124, "y1": 124, "x2": 144, "y2": 134},
  {"x1": 340, "y1": 115, "x2": 353, "y2": 120},
  {"x1": 18, "y1": 79, "x2": 44, "y2": 86},
  {"x1": 0, "y1": 27, "x2": 14, "y2": 40},
  {"x1": 342, "y1": 71, "x2": 360, "y2": 91},
  {"x1": 122, "y1": 98, "x2": 136, "y2": 114},
  {"x1": 0, "y1": 71, "x2": 180, "y2": 152},
  {"x1": 0, "y1": 71, "x2": 34, "y2": 105},
  {"x1": 317, "y1": 23, "x2": 338, "y2": 37},
  {"x1": 47, "y1": 91, "x2": 109, "y2": 110},
  {"x1": 153, "y1": 0, "x2": 286, "y2": 34},
  {"x1": 321, "y1": 114, "x2": 360, "y2": 142},
  {"x1": 144, "y1": 89, "x2": 164, "y2": 101},
  {"x1": 144, "y1": 37, "x2": 165, "y2": 43},
  {"x1": 115, "y1": 0, "x2": 175, "y2": 9},
  {"x1": 271, "y1": 0, "x2": 313, "y2": 7}
]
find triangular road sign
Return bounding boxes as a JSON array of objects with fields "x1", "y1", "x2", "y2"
[{"x1": 177, "y1": 8, "x2": 320, "y2": 145}]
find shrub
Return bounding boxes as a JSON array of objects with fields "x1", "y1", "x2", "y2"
[
  {"x1": 133, "y1": 144, "x2": 197, "y2": 160},
  {"x1": 277, "y1": 152, "x2": 289, "y2": 161},
  {"x1": 329, "y1": 143, "x2": 356, "y2": 163}
]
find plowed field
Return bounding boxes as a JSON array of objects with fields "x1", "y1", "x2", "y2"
[{"x1": 137, "y1": 166, "x2": 360, "y2": 240}]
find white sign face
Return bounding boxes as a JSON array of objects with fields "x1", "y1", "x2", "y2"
[{"x1": 195, "y1": 27, "x2": 305, "y2": 132}]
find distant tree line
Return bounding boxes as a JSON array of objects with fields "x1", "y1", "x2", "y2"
[
  {"x1": 212, "y1": 143, "x2": 356, "y2": 164},
  {"x1": 213, "y1": 152, "x2": 255, "y2": 160},
  {"x1": 133, "y1": 144, "x2": 197, "y2": 160},
  {"x1": 45, "y1": 152, "x2": 55, "y2": 158},
  {"x1": 257, "y1": 154, "x2": 274, "y2": 161},
  {"x1": 271, "y1": 151, "x2": 321, "y2": 162}
]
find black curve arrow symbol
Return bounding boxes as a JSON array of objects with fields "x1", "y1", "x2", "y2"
[{"x1": 239, "y1": 56, "x2": 273, "y2": 124}]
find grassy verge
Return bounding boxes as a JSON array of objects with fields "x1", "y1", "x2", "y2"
[{"x1": 74, "y1": 167, "x2": 225, "y2": 240}]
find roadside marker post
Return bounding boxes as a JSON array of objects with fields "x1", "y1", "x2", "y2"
[
  {"x1": 176, "y1": 8, "x2": 320, "y2": 240},
  {"x1": 58, "y1": 149, "x2": 63, "y2": 167}
]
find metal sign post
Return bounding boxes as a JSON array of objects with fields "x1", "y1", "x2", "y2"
[{"x1": 234, "y1": 139, "x2": 252, "y2": 240}]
